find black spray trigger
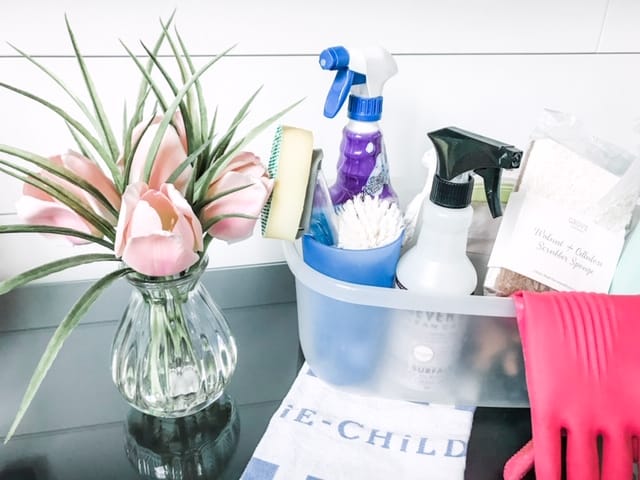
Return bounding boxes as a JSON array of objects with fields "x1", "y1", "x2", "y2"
[
  {"x1": 474, "y1": 167, "x2": 503, "y2": 218},
  {"x1": 475, "y1": 145, "x2": 522, "y2": 217},
  {"x1": 427, "y1": 127, "x2": 522, "y2": 217},
  {"x1": 498, "y1": 145, "x2": 523, "y2": 169}
]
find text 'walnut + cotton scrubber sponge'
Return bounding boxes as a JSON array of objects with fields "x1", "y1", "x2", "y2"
[{"x1": 261, "y1": 125, "x2": 314, "y2": 240}]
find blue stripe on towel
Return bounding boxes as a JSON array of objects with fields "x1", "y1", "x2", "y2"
[{"x1": 241, "y1": 458, "x2": 279, "y2": 480}]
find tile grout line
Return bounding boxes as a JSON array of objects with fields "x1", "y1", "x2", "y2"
[
  {"x1": 595, "y1": 0, "x2": 613, "y2": 53},
  {"x1": 0, "y1": 51, "x2": 639, "y2": 60}
]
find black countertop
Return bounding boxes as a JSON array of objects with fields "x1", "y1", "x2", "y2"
[
  {"x1": 0, "y1": 386, "x2": 535, "y2": 480},
  {"x1": 0, "y1": 263, "x2": 536, "y2": 479},
  {"x1": 467, "y1": 407, "x2": 534, "y2": 480},
  {"x1": 0, "y1": 398, "x2": 277, "y2": 480}
]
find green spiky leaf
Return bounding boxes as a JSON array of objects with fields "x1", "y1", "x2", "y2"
[
  {"x1": 0, "y1": 81, "x2": 117, "y2": 182},
  {"x1": 167, "y1": 136, "x2": 216, "y2": 197},
  {"x1": 0, "y1": 253, "x2": 118, "y2": 295},
  {"x1": 0, "y1": 224, "x2": 113, "y2": 249},
  {"x1": 139, "y1": 41, "x2": 195, "y2": 153},
  {"x1": 209, "y1": 86, "x2": 263, "y2": 163},
  {"x1": 122, "y1": 108, "x2": 157, "y2": 187},
  {"x1": 201, "y1": 212, "x2": 257, "y2": 234},
  {"x1": 66, "y1": 123, "x2": 95, "y2": 161},
  {"x1": 195, "y1": 98, "x2": 304, "y2": 201},
  {"x1": 201, "y1": 106, "x2": 219, "y2": 176},
  {"x1": 8, "y1": 43, "x2": 101, "y2": 135},
  {"x1": 0, "y1": 162, "x2": 115, "y2": 240},
  {"x1": 120, "y1": 41, "x2": 169, "y2": 112},
  {"x1": 140, "y1": 45, "x2": 236, "y2": 185},
  {"x1": 130, "y1": 11, "x2": 175, "y2": 127},
  {"x1": 0, "y1": 145, "x2": 118, "y2": 217},
  {"x1": 161, "y1": 22, "x2": 200, "y2": 145},
  {"x1": 194, "y1": 182, "x2": 254, "y2": 212},
  {"x1": 3, "y1": 267, "x2": 132, "y2": 443},
  {"x1": 64, "y1": 16, "x2": 120, "y2": 171},
  {"x1": 174, "y1": 28, "x2": 207, "y2": 147},
  {"x1": 123, "y1": 13, "x2": 173, "y2": 149}
]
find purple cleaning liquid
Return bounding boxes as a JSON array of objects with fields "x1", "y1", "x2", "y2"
[{"x1": 329, "y1": 127, "x2": 398, "y2": 206}]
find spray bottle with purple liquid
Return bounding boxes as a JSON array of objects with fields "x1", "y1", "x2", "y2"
[{"x1": 319, "y1": 46, "x2": 398, "y2": 206}]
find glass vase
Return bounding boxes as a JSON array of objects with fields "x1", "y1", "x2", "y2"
[{"x1": 111, "y1": 256, "x2": 237, "y2": 417}]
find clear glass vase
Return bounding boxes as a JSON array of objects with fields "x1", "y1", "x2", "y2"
[{"x1": 111, "y1": 256, "x2": 237, "y2": 417}]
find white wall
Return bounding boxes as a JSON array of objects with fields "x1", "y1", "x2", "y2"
[{"x1": 0, "y1": 0, "x2": 638, "y2": 282}]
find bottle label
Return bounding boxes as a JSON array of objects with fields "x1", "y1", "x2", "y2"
[
  {"x1": 330, "y1": 129, "x2": 397, "y2": 205},
  {"x1": 388, "y1": 310, "x2": 466, "y2": 392},
  {"x1": 363, "y1": 137, "x2": 391, "y2": 197},
  {"x1": 488, "y1": 191, "x2": 625, "y2": 292}
]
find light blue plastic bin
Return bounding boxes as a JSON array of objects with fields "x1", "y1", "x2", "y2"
[{"x1": 283, "y1": 240, "x2": 529, "y2": 407}]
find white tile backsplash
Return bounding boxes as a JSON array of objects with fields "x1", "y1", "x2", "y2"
[
  {"x1": 598, "y1": 0, "x2": 640, "y2": 52},
  {"x1": 0, "y1": 0, "x2": 609, "y2": 56},
  {"x1": 0, "y1": 2, "x2": 638, "y2": 281}
]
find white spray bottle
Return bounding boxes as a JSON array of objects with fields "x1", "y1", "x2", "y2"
[
  {"x1": 396, "y1": 127, "x2": 522, "y2": 294},
  {"x1": 388, "y1": 127, "x2": 521, "y2": 395}
]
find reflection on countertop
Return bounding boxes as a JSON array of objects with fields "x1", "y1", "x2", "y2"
[
  {"x1": 124, "y1": 394, "x2": 240, "y2": 480},
  {"x1": 0, "y1": 400, "x2": 281, "y2": 480}
]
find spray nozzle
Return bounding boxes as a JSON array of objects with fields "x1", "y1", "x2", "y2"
[
  {"x1": 427, "y1": 127, "x2": 522, "y2": 218},
  {"x1": 319, "y1": 46, "x2": 350, "y2": 70},
  {"x1": 319, "y1": 45, "x2": 397, "y2": 121}
]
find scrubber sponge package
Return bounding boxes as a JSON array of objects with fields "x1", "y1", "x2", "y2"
[{"x1": 484, "y1": 110, "x2": 640, "y2": 296}]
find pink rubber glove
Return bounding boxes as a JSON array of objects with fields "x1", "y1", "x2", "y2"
[{"x1": 504, "y1": 291, "x2": 640, "y2": 480}]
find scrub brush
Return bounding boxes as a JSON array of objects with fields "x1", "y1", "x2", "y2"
[
  {"x1": 261, "y1": 125, "x2": 314, "y2": 240},
  {"x1": 336, "y1": 194, "x2": 404, "y2": 249}
]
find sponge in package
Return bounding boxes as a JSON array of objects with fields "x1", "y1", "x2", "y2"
[{"x1": 484, "y1": 110, "x2": 640, "y2": 296}]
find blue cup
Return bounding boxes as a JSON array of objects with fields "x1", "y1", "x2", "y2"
[
  {"x1": 301, "y1": 233, "x2": 403, "y2": 385},
  {"x1": 302, "y1": 233, "x2": 404, "y2": 287}
]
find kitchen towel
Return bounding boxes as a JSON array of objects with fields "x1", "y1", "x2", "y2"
[{"x1": 240, "y1": 364, "x2": 474, "y2": 480}]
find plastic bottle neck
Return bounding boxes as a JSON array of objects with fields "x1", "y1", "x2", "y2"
[
  {"x1": 346, "y1": 118, "x2": 380, "y2": 133},
  {"x1": 429, "y1": 174, "x2": 473, "y2": 209}
]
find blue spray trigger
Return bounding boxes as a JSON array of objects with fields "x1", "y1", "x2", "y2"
[
  {"x1": 319, "y1": 46, "x2": 350, "y2": 70},
  {"x1": 323, "y1": 69, "x2": 366, "y2": 118}
]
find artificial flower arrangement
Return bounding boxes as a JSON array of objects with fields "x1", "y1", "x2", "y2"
[{"x1": 0, "y1": 14, "x2": 299, "y2": 442}]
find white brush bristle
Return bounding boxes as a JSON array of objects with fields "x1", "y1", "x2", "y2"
[{"x1": 336, "y1": 195, "x2": 404, "y2": 249}]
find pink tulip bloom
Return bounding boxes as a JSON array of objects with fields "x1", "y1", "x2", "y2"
[
  {"x1": 200, "y1": 152, "x2": 274, "y2": 243},
  {"x1": 123, "y1": 113, "x2": 191, "y2": 193},
  {"x1": 15, "y1": 151, "x2": 121, "y2": 244},
  {"x1": 115, "y1": 182, "x2": 204, "y2": 277}
]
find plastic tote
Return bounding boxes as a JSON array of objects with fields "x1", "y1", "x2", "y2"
[{"x1": 284, "y1": 240, "x2": 528, "y2": 407}]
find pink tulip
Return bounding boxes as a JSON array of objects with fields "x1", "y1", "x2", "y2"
[
  {"x1": 123, "y1": 113, "x2": 191, "y2": 193},
  {"x1": 115, "y1": 182, "x2": 204, "y2": 277},
  {"x1": 200, "y1": 152, "x2": 274, "y2": 243},
  {"x1": 15, "y1": 151, "x2": 121, "y2": 244}
]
